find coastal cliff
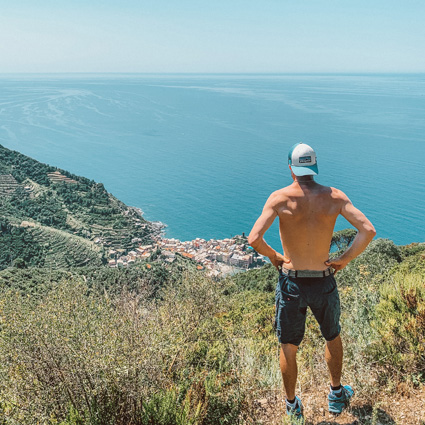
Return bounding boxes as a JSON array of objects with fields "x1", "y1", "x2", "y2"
[{"x1": 0, "y1": 144, "x2": 158, "y2": 269}]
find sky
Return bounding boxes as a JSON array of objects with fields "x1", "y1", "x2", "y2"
[{"x1": 1, "y1": 0, "x2": 424, "y2": 73}]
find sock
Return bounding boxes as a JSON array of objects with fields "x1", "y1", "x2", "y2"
[
  {"x1": 331, "y1": 384, "x2": 342, "y2": 394},
  {"x1": 286, "y1": 397, "x2": 296, "y2": 406}
]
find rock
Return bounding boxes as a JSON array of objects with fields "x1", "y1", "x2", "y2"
[{"x1": 257, "y1": 398, "x2": 268, "y2": 407}]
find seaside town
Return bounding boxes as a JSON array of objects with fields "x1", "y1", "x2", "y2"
[{"x1": 107, "y1": 233, "x2": 267, "y2": 276}]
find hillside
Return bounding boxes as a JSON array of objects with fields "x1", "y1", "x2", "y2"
[
  {"x1": 0, "y1": 238, "x2": 423, "y2": 424},
  {"x1": 0, "y1": 144, "x2": 159, "y2": 269},
  {"x1": 0, "y1": 145, "x2": 424, "y2": 424}
]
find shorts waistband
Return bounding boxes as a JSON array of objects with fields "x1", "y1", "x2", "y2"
[{"x1": 280, "y1": 267, "x2": 333, "y2": 278}]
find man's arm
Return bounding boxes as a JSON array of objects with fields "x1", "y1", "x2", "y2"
[
  {"x1": 326, "y1": 192, "x2": 376, "y2": 273},
  {"x1": 248, "y1": 194, "x2": 288, "y2": 270}
]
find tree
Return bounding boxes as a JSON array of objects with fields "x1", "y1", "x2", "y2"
[
  {"x1": 330, "y1": 228, "x2": 357, "y2": 252},
  {"x1": 13, "y1": 258, "x2": 26, "y2": 269}
]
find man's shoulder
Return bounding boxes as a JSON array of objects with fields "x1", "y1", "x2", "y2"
[
  {"x1": 328, "y1": 186, "x2": 350, "y2": 201},
  {"x1": 265, "y1": 187, "x2": 291, "y2": 207},
  {"x1": 269, "y1": 186, "x2": 292, "y2": 198}
]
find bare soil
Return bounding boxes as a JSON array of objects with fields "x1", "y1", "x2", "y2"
[{"x1": 252, "y1": 385, "x2": 425, "y2": 425}]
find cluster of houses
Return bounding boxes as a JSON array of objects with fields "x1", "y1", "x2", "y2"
[{"x1": 107, "y1": 235, "x2": 267, "y2": 274}]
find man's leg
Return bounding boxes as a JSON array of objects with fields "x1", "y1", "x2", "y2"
[
  {"x1": 326, "y1": 335, "x2": 354, "y2": 413},
  {"x1": 280, "y1": 343, "x2": 299, "y2": 400},
  {"x1": 325, "y1": 335, "x2": 343, "y2": 387}
]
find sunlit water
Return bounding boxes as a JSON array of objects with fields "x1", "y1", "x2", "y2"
[{"x1": 1, "y1": 73, "x2": 424, "y2": 249}]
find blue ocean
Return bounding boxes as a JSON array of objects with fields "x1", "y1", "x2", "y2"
[{"x1": 0, "y1": 74, "x2": 424, "y2": 249}]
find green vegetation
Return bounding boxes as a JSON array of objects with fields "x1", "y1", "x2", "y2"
[
  {"x1": 0, "y1": 254, "x2": 194, "y2": 300},
  {"x1": 330, "y1": 228, "x2": 357, "y2": 251},
  {"x1": 0, "y1": 144, "x2": 157, "y2": 270},
  {"x1": 0, "y1": 143, "x2": 423, "y2": 423},
  {"x1": 372, "y1": 271, "x2": 425, "y2": 379},
  {"x1": 0, "y1": 236, "x2": 423, "y2": 424},
  {"x1": 0, "y1": 218, "x2": 105, "y2": 271},
  {"x1": 0, "y1": 219, "x2": 46, "y2": 268}
]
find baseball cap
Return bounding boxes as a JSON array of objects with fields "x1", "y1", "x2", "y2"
[{"x1": 288, "y1": 142, "x2": 319, "y2": 176}]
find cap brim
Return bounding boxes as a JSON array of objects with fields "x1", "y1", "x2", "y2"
[{"x1": 291, "y1": 164, "x2": 319, "y2": 176}]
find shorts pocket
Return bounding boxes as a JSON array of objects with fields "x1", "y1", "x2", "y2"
[
  {"x1": 280, "y1": 280, "x2": 300, "y2": 302},
  {"x1": 281, "y1": 293, "x2": 299, "y2": 302},
  {"x1": 323, "y1": 276, "x2": 337, "y2": 295}
]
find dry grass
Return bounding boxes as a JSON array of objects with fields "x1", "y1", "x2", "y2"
[{"x1": 0, "y1": 254, "x2": 423, "y2": 424}]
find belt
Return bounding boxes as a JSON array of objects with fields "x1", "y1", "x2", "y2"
[{"x1": 281, "y1": 267, "x2": 333, "y2": 278}]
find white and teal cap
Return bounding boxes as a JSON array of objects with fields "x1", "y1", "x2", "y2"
[{"x1": 288, "y1": 142, "x2": 319, "y2": 176}]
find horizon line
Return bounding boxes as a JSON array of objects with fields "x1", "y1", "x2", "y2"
[{"x1": 0, "y1": 71, "x2": 425, "y2": 76}]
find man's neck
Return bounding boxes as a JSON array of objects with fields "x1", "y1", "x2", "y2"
[{"x1": 294, "y1": 176, "x2": 315, "y2": 184}]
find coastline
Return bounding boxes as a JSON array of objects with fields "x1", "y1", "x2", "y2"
[
  {"x1": 121, "y1": 208, "x2": 264, "y2": 275},
  {"x1": 108, "y1": 229, "x2": 267, "y2": 276}
]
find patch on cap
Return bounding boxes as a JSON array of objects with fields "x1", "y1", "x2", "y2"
[{"x1": 298, "y1": 156, "x2": 312, "y2": 164}]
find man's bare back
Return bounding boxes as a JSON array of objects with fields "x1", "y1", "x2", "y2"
[
  {"x1": 248, "y1": 145, "x2": 375, "y2": 274},
  {"x1": 272, "y1": 180, "x2": 341, "y2": 270}
]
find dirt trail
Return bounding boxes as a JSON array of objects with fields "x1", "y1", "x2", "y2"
[{"x1": 253, "y1": 386, "x2": 425, "y2": 424}]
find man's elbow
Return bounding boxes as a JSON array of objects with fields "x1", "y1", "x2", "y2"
[
  {"x1": 364, "y1": 224, "x2": 377, "y2": 240},
  {"x1": 248, "y1": 233, "x2": 261, "y2": 248}
]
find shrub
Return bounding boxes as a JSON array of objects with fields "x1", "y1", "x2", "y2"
[
  {"x1": 0, "y1": 273, "x2": 249, "y2": 424},
  {"x1": 400, "y1": 242, "x2": 425, "y2": 258},
  {"x1": 229, "y1": 263, "x2": 278, "y2": 293},
  {"x1": 0, "y1": 282, "x2": 160, "y2": 423},
  {"x1": 393, "y1": 248, "x2": 425, "y2": 276},
  {"x1": 370, "y1": 272, "x2": 425, "y2": 379},
  {"x1": 335, "y1": 238, "x2": 402, "y2": 289}
]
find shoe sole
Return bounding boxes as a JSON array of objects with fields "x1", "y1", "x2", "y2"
[{"x1": 328, "y1": 398, "x2": 352, "y2": 414}]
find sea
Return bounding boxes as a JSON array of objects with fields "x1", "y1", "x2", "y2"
[{"x1": 0, "y1": 73, "x2": 424, "y2": 250}]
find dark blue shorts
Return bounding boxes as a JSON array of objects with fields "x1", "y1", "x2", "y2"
[{"x1": 275, "y1": 271, "x2": 341, "y2": 346}]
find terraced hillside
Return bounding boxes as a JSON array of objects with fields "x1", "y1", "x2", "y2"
[
  {"x1": 0, "y1": 144, "x2": 158, "y2": 269},
  {"x1": 0, "y1": 174, "x2": 20, "y2": 196},
  {"x1": 47, "y1": 171, "x2": 78, "y2": 184},
  {"x1": 28, "y1": 225, "x2": 104, "y2": 268}
]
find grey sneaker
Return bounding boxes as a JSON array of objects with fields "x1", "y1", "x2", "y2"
[
  {"x1": 328, "y1": 385, "x2": 354, "y2": 414},
  {"x1": 286, "y1": 396, "x2": 304, "y2": 424}
]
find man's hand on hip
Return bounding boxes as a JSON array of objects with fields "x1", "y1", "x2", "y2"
[
  {"x1": 270, "y1": 252, "x2": 290, "y2": 271},
  {"x1": 325, "y1": 257, "x2": 349, "y2": 274}
]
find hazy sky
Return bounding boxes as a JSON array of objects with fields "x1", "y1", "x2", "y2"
[{"x1": 1, "y1": 0, "x2": 424, "y2": 73}]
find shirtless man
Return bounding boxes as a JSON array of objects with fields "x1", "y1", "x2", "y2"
[{"x1": 248, "y1": 143, "x2": 376, "y2": 422}]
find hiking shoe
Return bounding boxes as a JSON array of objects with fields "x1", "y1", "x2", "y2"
[
  {"x1": 328, "y1": 385, "x2": 354, "y2": 414},
  {"x1": 286, "y1": 396, "x2": 304, "y2": 424}
]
